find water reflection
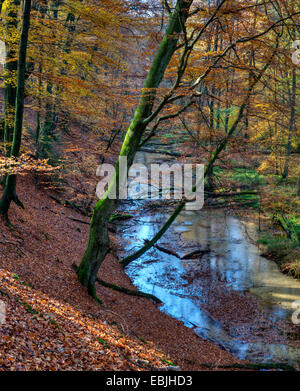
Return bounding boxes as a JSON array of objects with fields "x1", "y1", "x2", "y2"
[
  {"x1": 119, "y1": 152, "x2": 300, "y2": 363},
  {"x1": 176, "y1": 210, "x2": 300, "y2": 310}
]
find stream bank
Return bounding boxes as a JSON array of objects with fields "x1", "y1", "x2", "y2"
[
  {"x1": 1, "y1": 174, "x2": 249, "y2": 371},
  {"x1": 114, "y1": 151, "x2": 300, "y2": 367}
]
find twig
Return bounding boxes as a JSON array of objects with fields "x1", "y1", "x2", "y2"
[{"x1": 67, "y1": 216, "x2": 89, "y2": 225}]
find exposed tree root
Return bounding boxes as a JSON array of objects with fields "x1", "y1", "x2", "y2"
[
  {"x1": 95, "y1": 277, "x2": 162, "y2": 304},
  {"x1": 72, "y1": 263, "x2": 161, "y2": 304},
  {"x1": 13, "y1": 194, "x2": 25, "y2": 209},
  {"x1": 66, "y1": 216, "x2": 116, "y2": 233},
  {"x1": 50, "y1": 195, "x2": 91, "y2": 217},
  {"x1": 67, "y1": 216, "x2": 89, "y2": 225}
]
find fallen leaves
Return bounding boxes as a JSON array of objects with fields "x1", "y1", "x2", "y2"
[
  {"x1": 0, "y1": 174, "x2": 241, "y2": 371},
  {"x1": 0, "y1": 153, "x2": 60, "y2": 176},
  {"x1": 0, "y1": 269, "x2": 165, "y2": 371}
]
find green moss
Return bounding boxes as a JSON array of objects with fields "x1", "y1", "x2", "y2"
[
  {"x1": 161, "y1": 358, "x2": 176, "y2": 366},
  {"x1": 97, "y1": 338, "x2": 110, "y2": 348},
  {"x1": 258, "y1": 234, "x2": 300, "y2": 278},
  {"x1": 109, "y1": 213, "x2": 133, "y2": 223},
  {"x1": 258, "y1": 234, "x2": 297, "y2": 255},
  {"x1": 137, "y1": 337, "x2": 147, "y2": 344},
  {"x1": 215, "y1": 167, "x2": 265, "y2": 186}
]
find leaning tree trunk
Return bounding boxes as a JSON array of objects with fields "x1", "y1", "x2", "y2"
[
  {"x1": 0, "y1": 0, "x2": 32, "y2": 218},
  {"x1": 77, "y1": 0, "x2": 194, "y2": 298},
  {"x1": 282, "y1": 66, "x2": 296, "y2": 180},
  {"x1": 121, "y1": 48, "x2": 277, "y2": 267}
]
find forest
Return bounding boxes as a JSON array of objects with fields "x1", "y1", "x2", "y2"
[{"x1": 0, "y1": 0, "x2": 299, "y2": 374}]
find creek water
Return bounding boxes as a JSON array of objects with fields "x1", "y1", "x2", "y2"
[{"x1": 116, "y1": 151, "x2": 300, "y2": 364}]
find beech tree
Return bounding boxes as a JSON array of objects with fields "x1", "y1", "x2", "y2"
[
  {"x1": 1, "y1": 0, "x2": 20, "y2": 157},
  {"x1": 0, "y1": 0, "x2": 32, "y2": 217},
  {"x1": 77, "y1": 0, "x2": 300, "y2": 300},
  {"x1": 0, "y1": 0, "x2": 298, "y2": 301},
  {"x1": 77, "y1": 0, "x2": 195, "y2": 298}
]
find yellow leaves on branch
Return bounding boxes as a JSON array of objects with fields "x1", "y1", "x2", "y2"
[{"x1": 0, "y1": 153, "x2": 60, "y2": 176}]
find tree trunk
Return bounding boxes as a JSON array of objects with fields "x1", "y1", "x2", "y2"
[
  {"x1": 121, "y1": 50, "x2": 276, "y2": 267},
  {"x1": 0, "y1": 0, "x2": 32, "y2": 218},
  {"x1": 77, "y1": 0, "x2": 193, "y2": 298},
  {"x1": 282, "y1": 66, "x2": 296, "y2": 180},
  {"x1": 3, "y1": 0, "x2": 20, "y2": 157}
]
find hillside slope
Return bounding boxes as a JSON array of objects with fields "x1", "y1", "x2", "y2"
[{"x1": 0, "y1": 175, "x2": 239, "y2": 370}]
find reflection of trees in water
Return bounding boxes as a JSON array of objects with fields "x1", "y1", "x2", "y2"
[{"x1": 0, "y1": 300, "x2": 6, "y2": 325}]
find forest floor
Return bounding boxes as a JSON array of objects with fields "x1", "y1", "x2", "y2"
[
  {"x1": 0, "y1": 174, "x2": 245, "y2": 371},
  {"x1": 0, "y1": 107, "x2": 298, "y2": 371}
]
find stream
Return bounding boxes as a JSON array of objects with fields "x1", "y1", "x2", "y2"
[{"x1": 116, "y1": 151, "x2": 300, "y2": 365}]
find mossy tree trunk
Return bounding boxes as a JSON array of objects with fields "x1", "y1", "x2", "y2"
[
  {"x1": 0, "y1": 0, "x2": 32, "y2": 218},
  {"x1": 282, "y1": 65, "x2": 296, "y2": 180},
  {"x1": 121, "y1": 49, "x2": 276, "y2": 267},
  {"x1": 2, "y1": 0, "x2": 20, "y2": 157},
  {"x1": 77, "y1": 0, "x2": 193, "y2": 298}
]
